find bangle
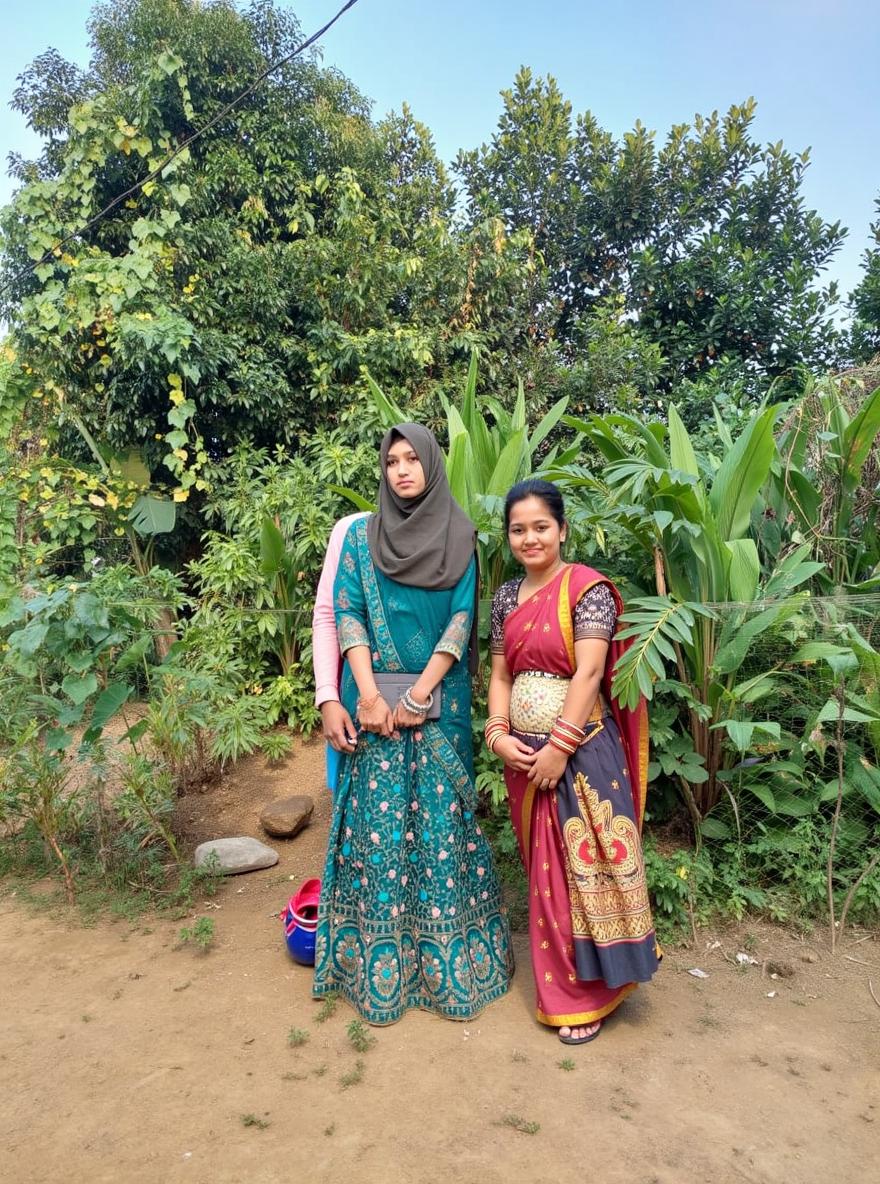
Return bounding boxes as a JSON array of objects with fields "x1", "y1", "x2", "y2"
[
  {"x1": 484, "y1": 714, "x2": 510, "y2": 753},
  {"x1": 356, "y1": 691, "x2": 382, "y2": 711},
  {"x1": 549, "y1": 716, "x2": 586, "y2": 756},
  {"x1": 402, "y1": 687, "x2": 433, "y2": 714}
]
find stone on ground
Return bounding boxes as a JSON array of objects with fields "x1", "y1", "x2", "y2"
[
  {"x1": 194, "y1": 836, "x2": 279, "y2": 875},
  {"x1": 260, "y1": 795, "x2": 315, "y2": 839}
]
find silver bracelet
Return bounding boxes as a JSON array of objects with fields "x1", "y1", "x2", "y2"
[{"x1": 402, "y1": 686, "x2": 432, "y2": 714}]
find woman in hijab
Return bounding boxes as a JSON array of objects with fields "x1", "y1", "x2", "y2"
[{"x1": 313, "y1": 424, "x2": 514, "y2": 1025}]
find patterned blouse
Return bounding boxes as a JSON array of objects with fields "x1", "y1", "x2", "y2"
[{"x1": 490, "y1": 578, "x2": 617, "y2": 654}]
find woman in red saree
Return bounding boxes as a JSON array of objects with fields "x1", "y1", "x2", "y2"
[{"x1": 487, "y1": 479, "x2": 659, "y2": 1044}]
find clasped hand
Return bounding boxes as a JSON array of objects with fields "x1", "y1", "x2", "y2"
[
  {"x1": 493, "y1": 735, "x2": 569, "y2": 790},
  {"x1": 357, "y1": 696, "x2": 427, "y2": 737}
]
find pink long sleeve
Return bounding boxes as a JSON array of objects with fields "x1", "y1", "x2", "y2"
[{"x1": 312, "y1": 513, "x2": 367, "y2": 706}]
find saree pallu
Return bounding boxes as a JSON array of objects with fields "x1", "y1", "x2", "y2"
[
  {"x1": 503, "y1": 565, "x2": 659, "y2": 1027},
  {"x1": 314, "y1": 517, "x2": 513, "y2": 1025}
]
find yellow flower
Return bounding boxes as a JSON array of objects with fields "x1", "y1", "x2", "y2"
[
  {"x1": 172, "y1": 488, "x2": 189, "y2": 503},
  {"x1": 675, "y1": 865, "x2": 689, "y2": 880},
  {"x1": 106, "y1": 492, "x2": 119, "y2": 510}
]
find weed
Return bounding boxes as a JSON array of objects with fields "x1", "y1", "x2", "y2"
[
  {"x1": 511, "y1": 1050, "x2": 528, "y2": 1063},
  {"x1": 339, "y1": 1059, "x2": 365, "y2": 1089},
  {"x1": 324, "y1": 1123, "x2": 336, "y2": 1137},
  {"x1": 281, "y1": 1071, "x2": 306, "y2": 1082},
  {"x1": 500, "y1": 1114, "x2": 540, "y2": 1135},
  {"x1": 287, "y1": 1027, "x2": 309, "y2": 1048},
  {"x1": 743, "y1": 932, "x2": 758, "y2": 952},
  {"x1": 346, "y1": 1019, "x2": 376, "y2": 1053},
  {"x1": 312, "y1": 1064, "x2": 328, "y2": 1078},
  {"x1": 315, "y1": 992, "x2": 341, "y2": 1024},
  {"x1": 178, "y1": 916, "x2": 216, "y2": 952},
  {"x1": 241, "y1": 1113, "x2": 270, "y2": 1130},
  {"x1": 558, "y1": 1057, "x2": 575, "y2": 1071}
]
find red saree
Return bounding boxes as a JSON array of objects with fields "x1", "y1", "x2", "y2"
[{"x1": 502, "y1": 564, "x2": 659, "y2": 1027}]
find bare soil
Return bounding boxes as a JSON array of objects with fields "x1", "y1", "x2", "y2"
[{"x1": 1, "y1": 736, "x2": 878, "y2": 1184}]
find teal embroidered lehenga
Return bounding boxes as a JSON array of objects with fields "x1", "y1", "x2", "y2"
[{"x1": 313, "y1": 517, "x2": 514, "y2": 1024}]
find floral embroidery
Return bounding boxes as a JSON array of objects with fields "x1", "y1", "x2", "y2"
[{"x1": 434, "y1": 610, "x2": 470, "y2": 660}]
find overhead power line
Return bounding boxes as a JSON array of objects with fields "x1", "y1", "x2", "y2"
[{"x1": 0, "y1": 0, "x2": 361, "y2": 298}]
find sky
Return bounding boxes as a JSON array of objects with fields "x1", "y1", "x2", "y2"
[{"x1": 1, "y1": 0, "x2": 878, "y2": 304}]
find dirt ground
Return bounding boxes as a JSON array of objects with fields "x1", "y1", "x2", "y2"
[{"x1": 1, "y1": 736, "x2": 878, "y2": 1184}]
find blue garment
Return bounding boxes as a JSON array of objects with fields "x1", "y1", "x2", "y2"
[
  {"x1": 313, "y1": 517, "x2": 513, "y2": 1024},
  {"x1": 325, "y1": 743, "x2": 342, "y2": 793}
]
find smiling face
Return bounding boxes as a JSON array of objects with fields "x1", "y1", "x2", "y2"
[
  {"x1": 507, "y1": 495, "x2": 567, "y2": 574},
  {"x1": 385, "y1": 436, "x2": 427, "y2": 499}
]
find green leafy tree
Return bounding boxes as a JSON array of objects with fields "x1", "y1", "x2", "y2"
[
  {"x1": 0, "y1": 0, "x2": 540, "y2": 517},
  {"x1": 849, "y1": 196, "x2": 880, "y2": 362},
  {"x1": 457, "y1": 70, "x2": 845, "y2": 385}
]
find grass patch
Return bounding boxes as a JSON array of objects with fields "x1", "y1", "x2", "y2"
[
  {"x1": 346, "y1": 1019, "x2": 376, "y2": 1053},
  {"x1": 340, "y1": 1059, "x2": 365, "y2": 1089},
  {"x1": 287, "y1": 1027, "x2": 309, "y2": 1048},
  {"x1": 500, "y1": 1114, "x2": 540, "y2": 1135},
  {"x1": 178, "y1": 916, "x2": 215, "y2": 952},
  {"x1": 241, "y1": 1113, "x2": 270, "y2": 1130},
  {"x1": 315, "y1": 992, "x2": 341, "y2": 1024}
]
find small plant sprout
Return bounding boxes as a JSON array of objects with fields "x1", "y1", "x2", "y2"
[
  {"x1": 287, "y1": 1027, "x2": 309, "y2": 1048},
  {"x1": 339, "y1": 1059, "x2": 365, "y2": 1090},
  {"x1": 558, "y1": 1057, "x2": 575, "y2": 1072},
  {"x1": 315, "y1": 992, "x2": 341, "y2": 1024},
  {"x1": 240, "y1": 1113, "x2": 270, "y2": 1130},
  {"x1": 178, "y1": 916, "x2": 215, "y2": 952},
  {"x1": 500, "y1": 1114, "x2": 540, "y2": 1135},
  {"x1": 346, "y1": 1019, "x2": 376, "y2": 1053}
]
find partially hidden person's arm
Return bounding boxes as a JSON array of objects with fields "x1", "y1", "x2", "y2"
[{"x1": 313, "y1": 516, "x2": 360, "y2": 750}]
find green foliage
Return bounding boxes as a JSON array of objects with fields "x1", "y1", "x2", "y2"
[
  {"x1": 178, "y1": 915, "x2": 215, "y2": 952},
  {"x1": 346, "y1": 1019, "x2": 376, "y2": 1054},
  {"x1": 849, "y1": 196, "x2": 880, "y2": 362},
  {"x1": 458, "y1": 70, "x2": 844, "y2": 385}
]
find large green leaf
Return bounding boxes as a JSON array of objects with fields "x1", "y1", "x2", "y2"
[
  {"x1": 841, "y1": 384, "x2": 880, "y2": 492},
  {"x1": 709, "y1": 406, "x2": 777, "y2": 540},
  {"x1": 328, "y1": 485, "x2": 377, "y2": 513},
  {"x1": 89, "y1": 681, "x2": 132, "y2": 731},
  {"x1": 528, "y1": 396, "x2": 569, "y2": 456},
  {"x1": 725, "y1": 539, "x2": 760, "y2": 602},
  {"x1": 260, "y1": 515, "x2": 285, "y2": 578},
  {"x1": 487, "y1": 429, "x2": 528, "y2": 496},
  {"x1": 62, "y1": 671, "x2": 98, "y2": 704},
  {"x1": 667, "y1": 404, "x2": 700, "y2": 479},
  {"x1": 446, "y1": 431, "x2": 473, "y2": 511},
  {"x1": 712, "y1": 604, "x2": 781, "y2": 675},
  {"x1": 364, "y1": 372, "x2": 406, "y2": 427},
  {"x1": 128, "y1": 494, "x2": 176, "y2": 536}
]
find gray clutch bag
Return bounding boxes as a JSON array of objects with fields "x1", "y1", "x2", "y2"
[{"x1": 372, "y1": 673, "x2": 441, "y2": 720}]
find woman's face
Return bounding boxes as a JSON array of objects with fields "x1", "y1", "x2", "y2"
[
  {"x1": 507, "y1": 496, "x2": 566, "y2": 573},
  {"x1": 385, "y1": 437, "x2": 427, "y2": 499}
]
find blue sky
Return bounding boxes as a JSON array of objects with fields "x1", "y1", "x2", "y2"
[{"x1": 2, "y1": 0, "x2": 878, "y2": 302}]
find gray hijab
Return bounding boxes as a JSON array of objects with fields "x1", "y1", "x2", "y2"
[{"x1": 366, "y1": 423, "x2": 476, "y2": 589}]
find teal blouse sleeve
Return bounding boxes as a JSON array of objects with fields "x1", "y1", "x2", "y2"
[
  {"x1": 334, "y1": 523, "x2": 371, "y2": 655},
  {"x1": 433, "y1": 555, "x2": 476, "y2": 661}
]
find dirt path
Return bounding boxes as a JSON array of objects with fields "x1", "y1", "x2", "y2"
[{"x1": 1, "y1": 738, "x2": 878, "y2": 1184}]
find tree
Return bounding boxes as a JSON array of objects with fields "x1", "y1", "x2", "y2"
[
  {"x1": 0, "y1": 0, "x2": 540, "y2": 514},
  {"x1": 849, "y1": 196, "x2": 880, "y2": 362},
  {"x1": 457, "y1": 70, "x2": 845, "y2": 387}
]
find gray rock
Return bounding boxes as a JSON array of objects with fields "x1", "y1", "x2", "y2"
[
  {"x1": 194, "y1": 836, "x2": 279, "y2": 875},
  {"x1": 260, "y1": 795, "x2": 315, "y2": 839}
]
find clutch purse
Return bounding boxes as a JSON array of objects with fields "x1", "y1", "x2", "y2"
[{"x1": 372, "y1": 673, "x2": 442, "y2": 721}]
